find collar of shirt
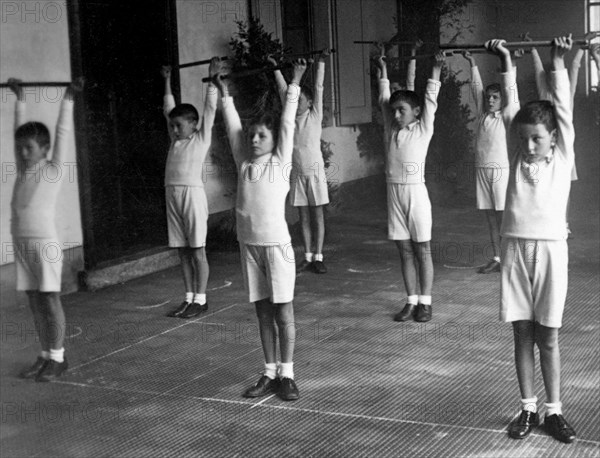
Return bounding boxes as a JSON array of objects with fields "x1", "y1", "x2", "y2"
[{"x1": 486, "y1": 110, "x2": 502, "y2": 119}]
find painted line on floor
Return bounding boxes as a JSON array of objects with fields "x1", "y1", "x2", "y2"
[
  {"x1": 65, "y1": 326, "x2": 83, "y2": 339},
  {"x1": 347, "y1": 267, "x2": 392, "y2": 273},
  {"x1": 208, "y1": 280, "x2": 233, "y2": 291},
  {"x1": 250, "y1": 394, "x2": 276, "y2": 409},
  {"x1": 136, "y1": 300, "x2": 171, "y2": 309},
  {"x1": 49, "y1": 380, "x2": 600, "y2": 447},
  {"x1": 69, "y1": 302, "x2": 243, "y2": 370},
  {"x1": 443, "y1": 264, "x2": 486, "y2": 270}
]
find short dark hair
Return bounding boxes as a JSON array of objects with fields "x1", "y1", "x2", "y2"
[
  {"x1": 168, "y1": 103, "x2": 199, "y2": 123},
  {"x1": 389, "y1": 90, "x2": 420, "y2": 109},
  {"x1": 485, "y1": 83, "x2": 501, "y2": 94},
  {"x1": 15, "y1": 122, "x2": 51, "y2": 148},
  {"x1": 249, "y1": 112, "x2": 280, "y2": 146},
  {"x1": 513, "y1": 100, "x2": 557, "y2": 133},
  {"x1": 301, "y1": 85, "x2": 314, "y2": 102}
]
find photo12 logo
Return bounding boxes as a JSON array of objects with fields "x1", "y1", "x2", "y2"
[{"x1": 1, "y1": 1, "x2": 63, "y2": 24}]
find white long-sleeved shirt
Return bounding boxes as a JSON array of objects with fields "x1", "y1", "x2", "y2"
[
  {"x1": 11, "y1": 98, "x2": 74, "y2": 238},
  {"x1": 163, "y1": 84, "x2": 217, "y2": 186},
  {"x1": 274, "y1": 61, "x2": 326, "y2": 180},
  {"x1": 222, "y1": 84, "x2": 300, "y2": 244},
  {"x1": 501, "y1": 69, "x2": 574, "y2": 240},
  {"x1": 470, "y1": 65, "x2": 511, "y2": 168},
  {"x1": 379, "y1": 78, "x2": 441, "y2": 184}
]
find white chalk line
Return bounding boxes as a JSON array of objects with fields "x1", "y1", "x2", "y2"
[
  {"x1": 347, "y1": 267, "x2": 392, "y2": 273},
  {"x1": 50, "y1": 380, "x2": 600, "y2": 447},
  {"x1": 69, "y1": 302, "x2": 243, "y2": 371},
  {"x1": 443, "y1": 263, "x2": 487, "y2": 270},
  {"x1": 65, "y1": 326, "x2": 83, "y2": 339},
  {"x1": 208, "y1": 280, "x2": 233, "y2": 291},
  {"x1": 136, "y1": 300, "x2": 171, "y2": 309}
]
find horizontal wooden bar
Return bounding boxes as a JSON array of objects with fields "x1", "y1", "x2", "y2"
[
  {"x1": 440, "y1": 39, "x2": 589, "y2": 49},
  {"x1": 0, "y1": 82, "x2": 71, "y2": 88},
  {"x1": 201, "y1": 59, "x2": 316, "y2": 83},
  {"x1": 176, "y1": 56, "x2": 230, "y2": 69}
]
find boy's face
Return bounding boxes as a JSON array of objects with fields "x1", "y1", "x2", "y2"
[
  {"x1": 516, "y1": 123, "x2": 557, "y2": 163},
  {"x1": 297, "y1": 92, "x2": 311, "y2": 115},
  {"x1": 485, "y1": 90, "x2": 502, "y2": 112},
  {"x1": 248, "y1": 124, "x2": 274, "y2": 158},
  {"x1": 16, "y1": 138, "x2": 50, "y2": 168},
  {"x1": 390, "y1": 100, "x2": 420, "y2": 129},
  {"x1": 169, "y1": 116, "x2": 197, "y2": 140}
]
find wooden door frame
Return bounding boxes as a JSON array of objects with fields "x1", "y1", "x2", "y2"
[{"x1": 66, "y1": 0, "x2": 180, "y2": 269}]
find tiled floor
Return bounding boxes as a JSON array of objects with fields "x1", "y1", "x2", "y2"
[{"x1": 1, "y1": 177, "x2": 599, "y2": 457}]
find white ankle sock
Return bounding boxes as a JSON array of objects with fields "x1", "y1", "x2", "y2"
[
  {"x1": 493, "y1": 256, "x2": 501, "y2": 262},
  {"x1": 49, "y1": 348, "x2": 64, "y2": 363},
  {"x1": 545, "y1": 401, "x2": 562, "y2": 416},
  {"x1": 407, "y1": 295, "x2": 418, "y2": 305},
  {"x1": 314, "y1": 253, "x2": 323, "y2": 262},
  {"x1": 419, "y1": 295, "x2": 432, "y2": 305},
  {"x1": 279, "y1": 362, "x2": 294, "y2": 379},
  {"x1": 185, "y1": 292, "x2": 194, "y2": 303},
  {"x1": 194, "y1": 293, "x2": 206, "y2": 305},
  {"x1": 521, "y1": 396, "x2": 538, "y2": 413},
  {"x1": 264, "y1": 362, "x2": 277, "y2": 380},
  {"x1": 305, "y1": 252, "x2": 313, "y2": 262}
]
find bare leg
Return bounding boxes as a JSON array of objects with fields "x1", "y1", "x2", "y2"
[
  {"x1": 178, "y1": 247, "x2": 194, "y2": 293},
  {"x1": 535, "y1": 323, "x2": 561, "y2": 404},
  {"x1": 255, "y1": 299, "x2": 277, "y2": 364},
  {"x1": 26, "y1": 290, "x2": 49, "y2": 351},
  {"x1": 190, "y1": 247, "x2": 209, "y2": 294},
  {"x1": 484, "y1": 209, "x2": 501, "y2": 259},
  {"x1": 413, "y1": 241, "x2": 433, "y2": 296},
  {"x1": 395, "y1": 240, "x2": 418, "y2": 296},
  {"x1": 313, "y1": 206, "x2": 325, "y2": 256},
  {"x1": 513, "y1": 321, "x2": 536, "y2": 399},
  {"x1": 41, "y1": 292, "x2": 66, "y2": 350},
  {"x1": 298, "y1": 207, "x2": 312, "y2": 254},
  {"x1": 275, "y1": 301, "x2": 295, "y2": 363}
]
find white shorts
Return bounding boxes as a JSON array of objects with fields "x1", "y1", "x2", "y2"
[
  {"x1": 500, "y1": 238, "x2": 568, "y2": 328},
  {"x1": 240, "y1": 243, "x2": 296, "y2": 304},
  {"x1": 289, "y1": 173, "x2": 330, "y2": 207},
  {"x1": 166, "y1": 186, "x2": 208, "y2": 248},
  {"x1": 14, "y1": 238, "x2": 63, "y2": 292},
  {"x1": 387, "y1": 183, "x2": 432, "y2": 242},
  {"x1": 476, "y1": 167, "x2": 509, "y2": 211}
]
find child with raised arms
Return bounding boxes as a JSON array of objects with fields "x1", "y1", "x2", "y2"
[
  {"x1": 9, "y1": 77, "x2": 82, "y2": 381},
  {"x1": 488, "y1": 36, "x2": 577, "y2": 444},
  {"x1": 213, "y1": 59, "x2": 307, "y2": 401},
  {"x1": 376, "y1": 52, "x2": 445, "y2": 323},
  {"x1": 161, "y1": 58, "x2": 219, "y2": 319}
]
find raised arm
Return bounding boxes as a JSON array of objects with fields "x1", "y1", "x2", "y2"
[
  {"x1": 406, "y1": 39, "x2": 422, "y2": 91},
  {"x1": 8, "y1": 78, "x2": 26, "y2": 131},
  {"x1": 375, "y1": 55, "x2": 392, "y2": 144},
  {"x1": 161, "y1": 66, "x2": 176, "y2": 139},
  {"x1": 276, "y1": 59, "x2": 306, "y2": 162},
  {"x1": 268, "y1": 56, "x2": 288, "y2": 105},
  {"x1": 198, "y1": 58, "x2": 220, "y2": 141},
  {"x1": 420, "y1": 52, "x2": 444, "y2": 132},
  {"x1": 50, "y1": 78, "x2": 81, "y2": 165},
  {"x1": 591, "y1": 43, "x2": 600, "y2": 85},
  {"x1": 463, "y1": 51, "x2": 484, "y2": 115},
  {"x1": 550, "y1": 35, "x2": 575, "y2": 158},
  {"x1": 312, "y1": 50, "x2": 328, "y2": 117},
  {"x1": 213, "y1": 72, "x2": 245, "y2": 167}
]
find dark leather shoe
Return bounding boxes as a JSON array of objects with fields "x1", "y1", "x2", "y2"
[
  {"x1": 296, "y1": 260, "x2": 313, "y2": 273},
  {"x1": 313, "y1": 260, "x2": 327, "y2": 274},
  {"x1": 508, "y1": 410, "x2": 539, "y2": 439},
  {"x1": 394, "y1": 303, "x2": 416, "y2": 322},
  {"x1": 20, "y1": 357, "x2": 48, "y2": 379},
  {"x1": 545, "y1": 414, "x2": 576, "y2": 443},
  {"x1": 243, "y1": 375, "x2": 280, "y2": 398},
  {"x1": 36, "y1": 357, "x2": 68, "y2": 382},
  {"x1": 279, "y1": 377, "x2": 299, "y2": 401},
  {"x1": 179, "y1": 302, "x2": 207, "y2": 319},
  {"x1": 477, "y1": 260, "x2": 501, "y2": 274},
  {"x1": 414, "y1": 303, "x2": 432, "y2": 322},
  {"x1": 166, "y1": 301, "x2": 191, "y2": 317}
]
